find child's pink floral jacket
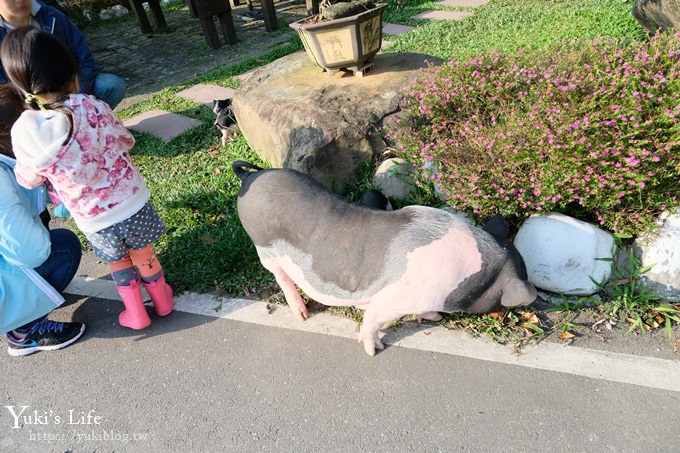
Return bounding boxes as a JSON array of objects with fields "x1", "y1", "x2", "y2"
[{"x1": 11, "y1": 94, "x2": 150, "y2": 234}]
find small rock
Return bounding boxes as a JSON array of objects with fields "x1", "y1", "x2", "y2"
[
  {"x1": 111, "y1": 5, "x2": 129, "y2": 18},
  {"x1": 373, "y1": 158, "x2": 416, "y2": 201}
]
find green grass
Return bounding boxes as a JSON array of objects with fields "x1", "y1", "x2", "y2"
[
  {"x1": 88, "y1": 0, "x2": 678, "y2": 344},
  {"x1": 385, "y1": 0, "x2": 644, "y2": 58}
]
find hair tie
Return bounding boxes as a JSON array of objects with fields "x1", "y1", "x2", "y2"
[{"x1": 24, "y1": 93, "x2": 48, "y2": 112}]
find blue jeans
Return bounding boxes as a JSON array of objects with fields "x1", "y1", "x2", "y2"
[
  {"x1": 92, "y1": 73, "x2": 126, "y2": 110},
  {"x1": 35, "y1": 229, "x2": 82, "y2": 293}
]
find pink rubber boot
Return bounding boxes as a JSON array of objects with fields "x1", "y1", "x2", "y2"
[
  {"x1": 142, "y1": 273, "x2": 174, "y2": 316},
  {"x1": 116, "y1": 280, "x2": 151, "y2": 330}
]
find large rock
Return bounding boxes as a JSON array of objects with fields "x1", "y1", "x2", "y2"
[
  {"x1": 514, "y1": 213, "x2": 615, "y2": 296},
  {"x1": 232, "y1": 51, "x2": 441, "y2": 193},
  {"x1": 632, "y1": 209, "x2": 680, "y2": 301},
  {"x1": 632, "y1": 0, "x2": 680, "y2": 33}
]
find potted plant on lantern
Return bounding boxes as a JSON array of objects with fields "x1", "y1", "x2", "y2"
[{"x1": 289, "y1": 0, "x2": 387, "y2": 76}]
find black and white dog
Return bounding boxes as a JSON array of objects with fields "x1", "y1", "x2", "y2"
[{"x1": 213, "y1": 99, "x2": 238, "y2": 146}]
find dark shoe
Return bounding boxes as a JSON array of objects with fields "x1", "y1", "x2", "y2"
[{"x1": 6, "y1": 319, "x2": 86, "y2": 357}]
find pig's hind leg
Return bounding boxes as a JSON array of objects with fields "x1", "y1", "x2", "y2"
[
  {"x1": 269, "y1": 266, "x2": 309, "y2": 321},
  {"x1": 416, "y1": 311, "x2": 443, "y2": 323},
  {"x1": 359, "y1": 305, "x2": 405, "y2": 356}
]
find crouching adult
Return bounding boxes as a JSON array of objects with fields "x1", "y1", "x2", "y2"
[{"x1": 0, "y1": 85, "x2": 85, "y2": 356}]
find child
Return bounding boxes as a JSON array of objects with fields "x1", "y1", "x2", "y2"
[{"x1": 0, "y1": 26, "x2": 173, "y2": 330}]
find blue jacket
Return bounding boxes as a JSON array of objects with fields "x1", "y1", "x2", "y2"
[
  {"x1": 0, "y1": 154, "x2": 63, "y2": 333},
  {"x1": 0, "y1": 0, "x2": 98, "y2": 93}
]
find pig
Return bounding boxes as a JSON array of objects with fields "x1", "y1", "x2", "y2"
[{"x1": 232, "y1": 161, "x2": 537, "y2": 356}]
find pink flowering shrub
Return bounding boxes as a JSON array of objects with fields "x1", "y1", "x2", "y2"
[{"x1": 390, "y1": 31, "x2": 680, "y2": 235}]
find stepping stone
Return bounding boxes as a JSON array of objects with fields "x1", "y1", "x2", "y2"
[
  {"x1": 437, "y1": 0, "x2": 489, "y2": 6},
  {"x1": 123, "y1": 109, "x2": 203, "y2": 142},
  {"x1": 413, "y1": 10, "x2": 473, "y2": 20},
  {"x1": 175, "y1": 83, "x2": 236, "y2": 106},
  {"x1": 382, "y1": 23, "x2": 415, "y2": 35},
  {"x1": 381, "y1": 40, "x2": 393, "y2": 50}
]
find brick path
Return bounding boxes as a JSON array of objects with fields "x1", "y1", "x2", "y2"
[{"x1": 85, "y1": 0, "x2": 488, "y2": 139}]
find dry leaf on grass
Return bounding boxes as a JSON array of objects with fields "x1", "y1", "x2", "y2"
[
  {"x1": 559, "y1": 330, "x2": 576, "y2": 340},
  {"x1": 487, "y1": 311, "x2": 504, "y2": 320}
]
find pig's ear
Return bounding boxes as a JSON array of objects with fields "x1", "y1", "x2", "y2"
[{"x1": 500, "y1": 280, "x2": 537, "y2": 307}]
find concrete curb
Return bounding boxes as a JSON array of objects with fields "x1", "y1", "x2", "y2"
[{"x1": 65, "y1": 276, "x2": 680, "y2": 393}]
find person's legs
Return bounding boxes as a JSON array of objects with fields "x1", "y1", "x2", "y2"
[
  {"x1": 129, "y1": 245, "x2": 173, "y2": 316},
  {"x1": 92, "y1": 73, "x2": 126, "y2": 110},
  {"x1": 7, "y1": 229, "x2": 85, "y2": 356},
  {"x1": 34, "y1": 228, "x2": 82, "y2": 293},
  {"x1": 110, "y1": 256, "x2": 150, "y2": 330}
]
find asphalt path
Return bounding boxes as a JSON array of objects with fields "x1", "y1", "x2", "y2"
[{"x1": 2, "y1": 280, "x2": 680, "y2": 453}]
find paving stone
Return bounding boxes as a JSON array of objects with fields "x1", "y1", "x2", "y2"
[
  {"x1": 123, "y1": 109, "x2": 203, "y2": 142},
  {"x1": 176, "y1": 83, "x2": 236, "y2": 105},
  {"x1": 84, "y1": 4, "x2": 310, "y2": 110},
  {"x1": 437, "y1": 0, "x2": 489, "y2": 7},
  {"x1": 413, "y1": 10, "x2": 473, "y2": 20},
  {"x1": 382, "y1": 23, "x2": 415, "y2": 35}
]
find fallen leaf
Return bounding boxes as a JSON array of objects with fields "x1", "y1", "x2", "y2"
[
  {"x1": 487, "y1": 311, "x2": 504, "y2": 320},
  {"x1": 559, "y1": 331, "x2": 576, "y2": 340},
  {"x1": 214, "y1": 168, "x2": 222, "y2": 174},
  {"x1": 673, "y1": 340, "x2": 680, "y2": 352},
  {"x1": 200, "y1": 235, "x2": 216, "y2": 244},
  {"x1": 523, "y1": 313, "x2": 540, "y2": 325}
]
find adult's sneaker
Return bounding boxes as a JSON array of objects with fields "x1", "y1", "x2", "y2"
[{"x1": 6, "y1": 319, "x2": 86, "y2": 357}]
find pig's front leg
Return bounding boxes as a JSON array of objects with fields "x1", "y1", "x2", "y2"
[{"x1": 269, "y1": 266, "x2": 309, "y2": 321}]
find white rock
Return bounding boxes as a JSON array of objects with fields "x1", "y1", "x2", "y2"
[
  {"x1": 632, "y1": 208, "x2": 680, "y2": 301},
  {"x1": 99, "y1": 9, "x2": 115, "y2": 21},
  {"x1": 373, "y1": 158, "x2": 416, "y2": 201},
  {"x1": 111, "y1": 5, "x2": 129, "y2": 18},
  {"x1": 514, "y1": 212, "x2": 615, "y2": 295}
]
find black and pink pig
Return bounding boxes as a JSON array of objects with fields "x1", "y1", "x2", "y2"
[{"x1": 233, "y1": 161, "x2": 537, "y2": 356}]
